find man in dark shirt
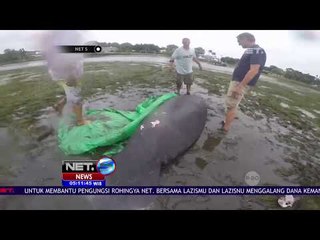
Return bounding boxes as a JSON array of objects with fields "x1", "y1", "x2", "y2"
[{"x1": 222, "y1": 32, "x2": 267, "y2": 132}]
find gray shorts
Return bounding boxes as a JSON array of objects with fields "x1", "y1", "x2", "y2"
[
  {"x1": 57, "y1": 81, "x2": 82, "y2": 105},
  {"x1": 176, "y1": 73, "x2": 194, "y2": 85}
]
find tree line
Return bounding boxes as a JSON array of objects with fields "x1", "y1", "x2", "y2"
[
  {"x1": 264, "y1": 65, "x2": 320, "y2": 85},
  {"x1": 0, "y1": 49, "x2": 40, "y2": 64},
  {"x1": 88, "y1": 41, "x2": 205, "y2": 56},
  {"x1": 2, "y1": 44, "x2": 319, "y2": 86},
  {"x1": 220, "y1": 56, "x2": 320, "y2": 86}
]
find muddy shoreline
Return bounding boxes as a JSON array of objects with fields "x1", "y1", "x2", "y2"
[{"x1": 0, "y1": 57, "x2": 319, "y2": 209}]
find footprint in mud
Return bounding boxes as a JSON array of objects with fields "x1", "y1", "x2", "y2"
[
  {"x1": 202, "y1": 133, "x2": 224, "y2": 152},
  {"x1": 223, "y1": 136, "x2": 242, "y2": 145},
  {"x1": 27, "y1": 114, "x2": 57, "y2": 142},
  {"x1": 195, "y1": 157, "x2": 208, "y2": 170}
]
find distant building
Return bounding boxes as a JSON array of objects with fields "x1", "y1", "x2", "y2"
[
  {"x1": 25, "y1": 50, "x2": 41, "y2": 57},
  {"x1": 201, "y1": 54, "x2": 219, "y2": 62},
  {"x1": 102, "y1": 46, "x2": 118, "y2": 53},
  {"x1": 86, "y1": 41, "x2": 100, "y2": 46},
  {"x1": 205, "y1": 50, "x2": 218, "y2": 61},
  {"x1": 198, "y1": 50, "x2": 226, "y2": 66},
  {"x1": 86, "y1": 41, "x2": 118, "y2": 53}
]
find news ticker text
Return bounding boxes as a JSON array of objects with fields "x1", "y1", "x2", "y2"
[{"x1": 1, "y1": 186, "x2": 320, "y2": 195}]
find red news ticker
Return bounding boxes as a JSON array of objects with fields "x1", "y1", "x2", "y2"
[
  {"x1": 0, "y1": 188, "x2": 14, "y2": 193},
  {"x1": 62, "y1": 173, "x2": 105, "y2": 180}
]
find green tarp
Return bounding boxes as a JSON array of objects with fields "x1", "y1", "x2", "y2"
[{"x1": 58, "y1": 93, "x2": 177, "y2": 156}]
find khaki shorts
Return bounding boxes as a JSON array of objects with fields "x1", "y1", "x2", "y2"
[
  {"x1": 225, "y1": 81, "x2": 252, "y2": 111},
  {"x1": 57, "y1": 80, "x2": 82, "y2": 105},
  {"x1": 176, "y1": 73, "x2": 194, "y2": 85}
]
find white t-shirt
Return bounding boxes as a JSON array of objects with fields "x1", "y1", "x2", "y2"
[{"x1": 171, "y1": 47, "x2": 196, "y2": 74}]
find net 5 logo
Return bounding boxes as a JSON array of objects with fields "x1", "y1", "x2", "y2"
[{"x1": 62, "y1": 157, "x2": 116, "y2": 181}]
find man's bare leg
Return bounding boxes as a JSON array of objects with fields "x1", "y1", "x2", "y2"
[
  {"x1": 72, "y1": 103, "x2": 91, "y2": 126},
  {"x1": 65, "y1": 77, "x2": 91, "y2": 126},
  {"x1": 53, "y1": 96, "x2": 66, "y2": 116},
  {"x1": 176, "y1": 81, "x2": 182, "y2": 95},
  {"x1": 186, "y1": 84, "x2": 191, "y2": 95},
  {"x1": 223, "y1": 107, "x2": 237, "y2": 132}
]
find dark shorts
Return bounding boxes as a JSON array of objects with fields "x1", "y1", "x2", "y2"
[{"x1": 176, "y1": 73, "x2": 194, "y2": 85}]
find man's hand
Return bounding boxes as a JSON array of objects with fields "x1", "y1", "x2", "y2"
[
  {"x1": 231, "y1": 83, "x2": 244, "y2": 99},
  {"x1": 193, "y1": 57, "x2": 202, "y2": 71},
  {"x1": 168, "y1": 62, "x2": 175, "y2": 73}
]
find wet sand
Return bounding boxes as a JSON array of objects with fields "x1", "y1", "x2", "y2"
[{"x1": 0, "y1": 56, "x2": 319, "y2": 209}]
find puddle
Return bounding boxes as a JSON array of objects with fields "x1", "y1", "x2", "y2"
[
  {"x1": 313, "y1": 110, "x2": 320, "y2": 115},
  {"x1": 296, "y1": 107, "x2": 317, "y2": 119},
  {"x1": 280, "y1": 102, "x2": 289, "y2": 108}
]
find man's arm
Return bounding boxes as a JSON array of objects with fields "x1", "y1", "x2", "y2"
[
  {"x1": 193, "y1": 57, "x2": 203, "y2": 70},
  {"x1": 169, "y1": 58, "x2": 175, "y2": 65},
  {"x1": 237, "y1": 64, "x2": 260, "y2": 87},
  {"x1": 232, "y1": 47, "x2": 265, "y2": 98},
  {"x1": 231, "y1": 64, "x2": 260, "y2": 99},
  {"x1": 168, "y1": 58, "x2": 175, "y2": 72},
  {"x1": 169, "y1": 49, "x2": 178, "y2": 70}
]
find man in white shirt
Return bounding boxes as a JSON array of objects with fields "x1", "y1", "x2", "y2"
[{"x1": 169, "y1": 38, "x2": 202, "y2": 95}]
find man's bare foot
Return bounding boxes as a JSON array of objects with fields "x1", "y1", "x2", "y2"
[
  {"x1": 77, "y1": 119, "x2": 91, "y2": 126},
  {"x1": 220, "y1": 121, "x2": 228, "y2": 134}
]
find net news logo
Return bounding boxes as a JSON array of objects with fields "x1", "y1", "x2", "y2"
[
  {"x1": 61, "y1": 157, "x2": 116, "y2": 187},
  {"x1": 57, "y1": 45, "x2": 102, "y2": 53}
]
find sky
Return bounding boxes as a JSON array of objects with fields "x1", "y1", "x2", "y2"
[{"x1": 0, "y1": 30, "x2": 320, "y2": 76}]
